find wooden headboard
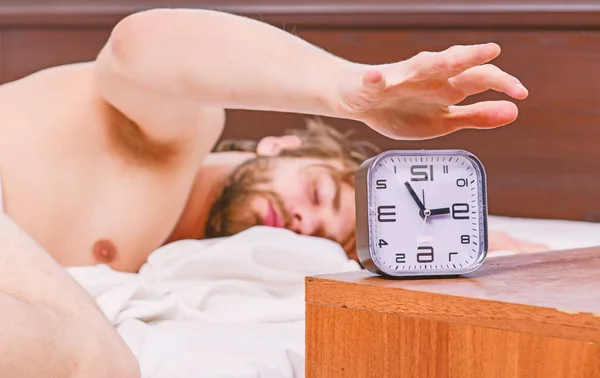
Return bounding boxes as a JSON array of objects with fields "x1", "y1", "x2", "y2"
[{"x1": 1, "y1": 0, "x2": 598, "y2": 222}]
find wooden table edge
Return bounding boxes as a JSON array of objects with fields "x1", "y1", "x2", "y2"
[{"x1": 306, "y1": 247, "x2": 600, "y2": 343}]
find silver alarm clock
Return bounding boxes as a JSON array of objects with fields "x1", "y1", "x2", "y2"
[{"x1": 355, "y1": 149, "x2": 489, "y2": 278}]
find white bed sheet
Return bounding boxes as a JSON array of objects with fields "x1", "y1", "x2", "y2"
[
  {"x1": 65, "y1": 216, "x2": 600, "y2": 378},
  {"x1": 488, "y1": 215, "x2": 600, "y2": 252},
  {"x1": 67, "y1": 226, "x2": 360, "y2": 378}
]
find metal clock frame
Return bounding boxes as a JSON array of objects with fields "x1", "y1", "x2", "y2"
[{"x1": 355, "y1": 149, "x2": 489, "y2": 278}]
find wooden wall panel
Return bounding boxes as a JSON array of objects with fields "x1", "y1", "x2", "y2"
[
  {"x1": 0, "y1": 29, "x2": 111, "y2": 82},
  {"x1": 0, "y1": 0, "x2": 596, "y2": 222},
  {"x1": 0, "y1": 0, "x2": 599, "y2": 28}
]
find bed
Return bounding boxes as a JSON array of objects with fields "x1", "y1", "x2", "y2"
[{"x1": 2, "y1": 0, "x2": 598, "y2": 376}]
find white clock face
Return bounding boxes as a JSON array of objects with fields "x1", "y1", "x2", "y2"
[{"x1": 366, "y1": 151, "x2": 487, "y2": 276}]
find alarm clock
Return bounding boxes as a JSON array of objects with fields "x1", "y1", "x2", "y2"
[{"x1": 355, "y1": 149, "x2": 488, "y2": 278}]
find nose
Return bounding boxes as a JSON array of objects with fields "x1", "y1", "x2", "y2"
[{"x1": 290, "y1": 206, "x2": 324, "y2": 237}]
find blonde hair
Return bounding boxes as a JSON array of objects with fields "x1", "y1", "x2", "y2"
[{"x1": 217, "y1": 118, "x2": 380, "y2": 169}]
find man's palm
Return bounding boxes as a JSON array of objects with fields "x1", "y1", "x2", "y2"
[{"x1": 337, "y1": 43, "x2": 528, "y2": 140}]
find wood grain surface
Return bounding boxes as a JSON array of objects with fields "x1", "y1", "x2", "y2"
[
  {"x1": 307, "y1": 247, "x2": 600, "y2": 342},
  {"x1": 306, "y1": 305, "x2": 600, "y2": 378},
  {"x1": 0, "y1": 0, "x2": 599, "y2": 27},
  {"x1": 306, "y1": 247, "x2": 600, "y2": 377},
  {"x1": 224, "y1": 29, "x2": 600, "y2": 223}
]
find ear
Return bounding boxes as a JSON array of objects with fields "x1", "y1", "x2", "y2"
[{"x1": 256, "y1": 135, "x2": 302, "y2": 156}]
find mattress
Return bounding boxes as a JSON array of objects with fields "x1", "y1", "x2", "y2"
[{"x1": 488, "y1": 215, "x2": 600, "y2": 252}]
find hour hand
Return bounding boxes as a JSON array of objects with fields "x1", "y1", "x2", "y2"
[
  {"x1": 404, "y1": 182, "x2": 425, "y2": 212},
  {"x1": 429, "y1": 207, "x2": 450, "y2": 216}
]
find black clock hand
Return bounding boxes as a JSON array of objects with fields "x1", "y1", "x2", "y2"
[
  {"x1": 404, "y1": 182, "x2": 425, "y2": 212},
  {"x1": 429, "y1": 207, "x2": 450, "y2": 216}
]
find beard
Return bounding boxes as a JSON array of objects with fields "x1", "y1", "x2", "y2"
[
  {"x1": 204, "y1": 156, "x2": 283, "y2": 238},
  {"x1": 205, "y1": 188, "x2": 290, "y2": 238}
]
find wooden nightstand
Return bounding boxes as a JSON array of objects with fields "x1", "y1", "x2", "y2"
[{"x1": 306, "y1": 247, "x2": 600, "y2": 378}]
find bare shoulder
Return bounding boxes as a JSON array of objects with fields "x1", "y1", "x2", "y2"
[
  {"x1": 0, "y1": 62, "x2": 222, "y2": 271},
  {"x1": 0, "y1": 62, "x2": 224, "y2": 171},
  {"x1": 94, "y1": 30, "x2": 226, "y2": 157}
]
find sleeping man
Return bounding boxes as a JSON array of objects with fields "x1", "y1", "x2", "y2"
[{"x1": 0, "y1": 7, "x2": 535, "y2": 378}]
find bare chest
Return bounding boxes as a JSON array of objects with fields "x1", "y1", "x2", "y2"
[
  {"x1": 0, "y1": 133, "x2": 196, "y2": 272},
  {"x1": 0, "y1": 69, "x2": 202, "y2": 272},
  {"x1": 83, "y1": 168, "x2": 194, "y2": 271}
]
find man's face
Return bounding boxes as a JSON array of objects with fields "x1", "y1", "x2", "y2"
[{"x1": 206, "y1": 156, "x2": 356, "y2": 253}]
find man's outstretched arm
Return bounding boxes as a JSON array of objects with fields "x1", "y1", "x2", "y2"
[
  {"x1": 95, "y1": 8, "x2": 527, "y2": 144},
  {"x1": 101, "y1": 9, "x2": 348, "y2": 115}
]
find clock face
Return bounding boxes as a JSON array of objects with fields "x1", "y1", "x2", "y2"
[{"x1": 363, "y1": 150, "x2": 488, "y2": 277}]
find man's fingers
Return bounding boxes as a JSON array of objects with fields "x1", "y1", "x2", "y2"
[
  {"x1": 449, "y1": 64, "x2": 529, "y2": 100},
  {"x1": 409, "y1": 43, "x2": 502, "y2": 80},
  {"x1": 445, "y1": 101, "x2": 519, "y2": 131}
]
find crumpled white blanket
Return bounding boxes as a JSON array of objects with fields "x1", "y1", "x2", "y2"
[{"x1": 67, "y1": 226, "x2": 361, "y2": 378}]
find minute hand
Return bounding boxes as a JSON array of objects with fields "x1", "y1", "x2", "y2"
[{"x1": 403, "y1": 182, "x2": 425, "y2": 212}]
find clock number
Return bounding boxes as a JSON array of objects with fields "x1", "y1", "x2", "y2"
[
  {"x1": 443, "y1": 165, "x2": 449, "y2": 174},
  {"x1": 416, "y1": 246, "x2": 434, "y2": 263},
  {"x1": 378, "y1": 239, "x2": 388, "y2": 247},
  {"x1": 449, "y1": 252, "x2": 458, "y2": 261},
  {"x1": 377, "y1": 205, "x2": 396, "y2": 222},
  {"x1": 410, "y1": 165, "x2": 434, "y2": 182},
  {"x1": 461, "y1": 235, "x2": 470, "y2": 244},
  {"x1": 452, "y1": 203, "x2": 470, "y2": 220},
  {"x1": 376, "y1": 179, "x2": 387, "y2": 189},
  {"x1": 456, "y1": 178, "x2": 468, "y2": 187},
  {"x1": 395, "y1": 253, "x2": 406, "y2": 264}
]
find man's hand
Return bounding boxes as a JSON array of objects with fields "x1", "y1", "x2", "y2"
[
  {"x1": 99, "y1": 9, "x2": 527, "y2": 145},
  {"x1": 335, "y1": 43, "x2": 528, "y2": 140}
]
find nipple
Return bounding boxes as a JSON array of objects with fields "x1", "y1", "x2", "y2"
[{"x1": 92, "y1": 239, "x2": 117, "y2": 263}]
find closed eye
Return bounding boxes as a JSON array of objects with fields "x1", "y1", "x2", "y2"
[{"x1": 312, "y1": 178, "x2": 320, "y2": 206}]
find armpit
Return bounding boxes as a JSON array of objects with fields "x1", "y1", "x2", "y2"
[{"x1": 102, "y1": 101, "x2": 180, "y2": 169}]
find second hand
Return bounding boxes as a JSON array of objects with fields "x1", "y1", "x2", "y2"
[{"x1": 415, "y1": 208, "x2": 431, "y2": 250}]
